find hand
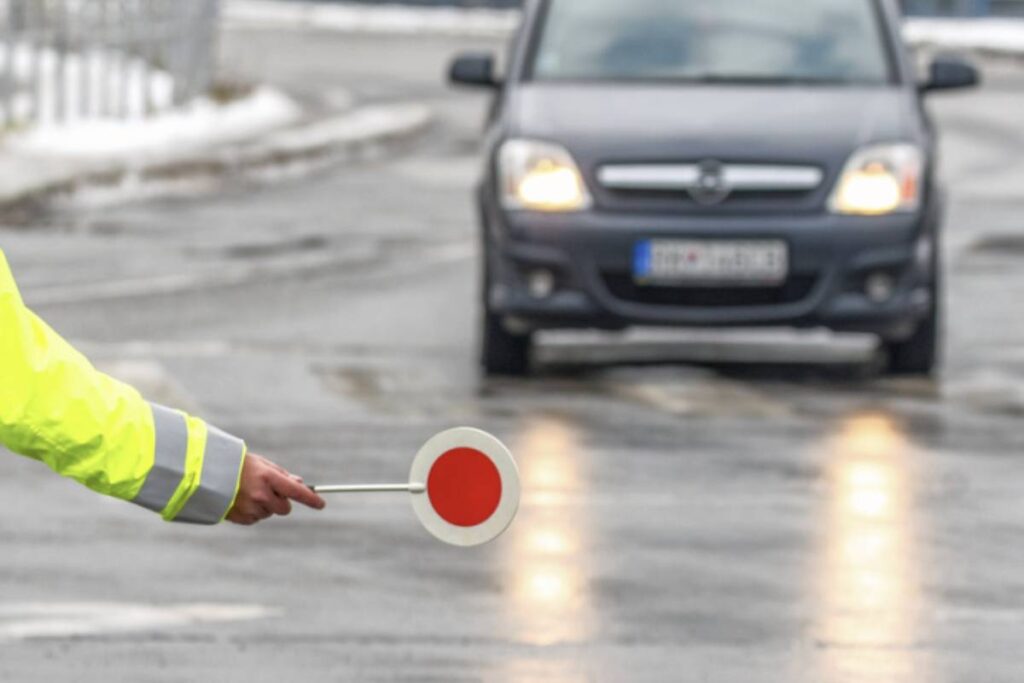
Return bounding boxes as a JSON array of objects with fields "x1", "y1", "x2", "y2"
[{"x1": 226, "y1": 453, "x2": 326, "y2": 525}]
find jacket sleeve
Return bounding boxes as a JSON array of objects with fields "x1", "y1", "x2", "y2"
[{"x1": 0, "y1": 249, "x2": 246, "y2": 524}]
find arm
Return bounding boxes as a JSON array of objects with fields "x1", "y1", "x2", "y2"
[{"x1": 0, "y1": 249, "x2": 324, "y2": 524}]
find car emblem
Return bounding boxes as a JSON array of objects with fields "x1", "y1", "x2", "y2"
[{"x1": 689, "y1": 160, "x2": 731, "y2": 205}]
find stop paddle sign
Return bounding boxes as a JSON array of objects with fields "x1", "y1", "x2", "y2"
[
  {"x1": 312, "y1": 427, "x2": 520, "y2": 547},
  {"x1": 410, "y1": 427, "x2": 520, "y2": 547}
]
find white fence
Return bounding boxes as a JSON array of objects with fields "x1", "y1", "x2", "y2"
[{"x1": 0, "y1": 0, "x2": 220, "y2": 129}]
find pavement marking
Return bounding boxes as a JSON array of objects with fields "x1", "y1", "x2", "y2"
[{"x1": 0, "y1": 602, "x2": 275, "y2": 642}]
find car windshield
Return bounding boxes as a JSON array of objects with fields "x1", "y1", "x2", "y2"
[{"x1": 530, "y1": 0, "x2": 893, "y2": 85}]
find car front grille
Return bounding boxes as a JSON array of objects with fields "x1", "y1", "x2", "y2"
[
  {"x1": 601, "y1": 272, "x2": 818, "y2": 308},
  {"x1": 594, "y1": 162, "x2": 826, "y2": 213}
]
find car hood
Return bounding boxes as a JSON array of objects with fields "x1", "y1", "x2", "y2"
[{"x1": 506, "y1": 83, "x2": 924, "y2": 167}]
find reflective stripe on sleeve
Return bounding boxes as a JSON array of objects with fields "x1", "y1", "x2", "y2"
[
  {"x1": 132, "y1": 404, "x2": 189, "y2": 514},
  {"x1": 173, "y1": 425, "x2": 245, "y2": 525}
]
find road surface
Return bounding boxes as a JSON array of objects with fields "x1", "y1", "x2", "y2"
[{"x1": 2, "y1": 27, "x2": 1024, "y2": 682}]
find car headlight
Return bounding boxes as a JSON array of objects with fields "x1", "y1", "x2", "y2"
[
  {"x1": 499, "y1": 139, "x2": 592, "y2": 212},
  {"x1": 829, "y1": 144, "x2": 923, "y2": 216}
]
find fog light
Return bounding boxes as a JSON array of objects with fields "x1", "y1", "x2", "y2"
[
  {"x1": 865, "y1": 272, "x2": 895, "y2": 303},
  {"x1": 527, "y1": 269, "x2": 556, "y2": 299},
  {"x1": 915, "y1": 237, "x2": 933, "y2": 270}
]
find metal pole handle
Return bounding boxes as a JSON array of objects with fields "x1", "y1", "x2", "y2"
[{"x1": 311, "y1": 483, "x2": 426, "y2": 494}]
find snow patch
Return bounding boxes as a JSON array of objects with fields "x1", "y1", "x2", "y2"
[
  {"x1": 8, "y1": 86, "x2": 302, "y2": 160},
  {"x1": 904, "y1": 18, "x2": 1024, "y2": 56}
]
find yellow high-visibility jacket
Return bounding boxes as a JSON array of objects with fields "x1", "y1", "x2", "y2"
[{"x1": 0, "y1": 248, "x2": 245, "y2": 524}]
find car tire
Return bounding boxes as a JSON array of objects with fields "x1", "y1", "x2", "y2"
[
  {"x1": 884, "y1": 283, "x2": 941, "y2": 377},
  {"x1": 479, "y1": 234, "x2": 533, "y2": 376},
  {"x1": 481, "y1": 306, "x2": 532, "y2": 377}
]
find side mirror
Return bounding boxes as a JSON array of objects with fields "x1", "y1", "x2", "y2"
[
  {"x1": 921, "y1": 56, "x2": 980, "y2": 93},
  {"x1": 449, "y1": 53, "x2": 500, "y2": 88}
]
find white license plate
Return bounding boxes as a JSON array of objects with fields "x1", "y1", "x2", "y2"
[{"x1": 634, "y1": 239, "x2": 788, "y2": 285}]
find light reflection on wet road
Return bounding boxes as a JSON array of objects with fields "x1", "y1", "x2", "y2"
[
  {"x1": 818, "y1": 414, "x2": 926, "y2": 681},
  {"x1": 504, "y1": 416, "x2": 593, "y2": 647}
]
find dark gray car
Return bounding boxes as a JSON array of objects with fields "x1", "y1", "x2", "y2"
[{"x1": 450, "y1": 0, "x2": 978, "y2": 376}]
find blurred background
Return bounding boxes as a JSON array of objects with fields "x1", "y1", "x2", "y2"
[{"x1": 1, "y1": 1, "x2": 1023, "y2": 681}]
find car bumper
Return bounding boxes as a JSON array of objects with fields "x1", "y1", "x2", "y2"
[{"x1": 485, "y1": 202, "x2": 940, "y2": 342}]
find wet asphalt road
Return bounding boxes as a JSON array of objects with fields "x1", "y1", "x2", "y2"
[{"x1": 2, "y1": 28, "x2": 1024, "y2": 683}]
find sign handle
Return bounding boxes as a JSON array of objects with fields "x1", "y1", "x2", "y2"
[{"x1": 311, "y1": 483, "x2": 426, "y2": 494}]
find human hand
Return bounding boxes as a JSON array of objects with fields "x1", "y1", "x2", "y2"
[{"x1": 226, "y1": 453, "x2": 326, "y2": 525}]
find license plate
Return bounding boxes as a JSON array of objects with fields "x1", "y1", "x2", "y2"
[{"x1": 634, "y1": 239, "x2": 788, "y2": 285}]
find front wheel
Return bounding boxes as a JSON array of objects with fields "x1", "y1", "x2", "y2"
[
  {"x1": 884, "y1": 291, "x2": 940, "y2": 377},
  {"x1": 481, "y1": 307, "x2": 532, "y2": 377}
]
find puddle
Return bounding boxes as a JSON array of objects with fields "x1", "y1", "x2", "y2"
[
  {"x1": 968, "y1": 233, "x2": 1024, "y2": 255},
  {"x1": 220, "y1": 234, "x2": 328, "y2": 260}
]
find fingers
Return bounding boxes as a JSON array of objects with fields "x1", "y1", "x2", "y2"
[
  {"x1": 262, "y1": 491, "x2": 293, "y2": 517},
  {"x1": 270, "y1": 471, "x2": 327, "y2": 510},
  {"x1": 228, "y1": 500, "x2": 273, "y2": 524},
  {"x1": 252, "y1": 454, "x2": 307, "y2": 486},
  {"x1": 226, "y1": 509, "x2": 258, "y2": 526},
  {"x1": 249, "y1": 478, "x2": 292, "y2": 517},
  {"x1": 262, "y1": 458, "x2": 305, "y2": 485},
  {"x1": 226, "y1": 453, "x2": 324, "y2": 526}
]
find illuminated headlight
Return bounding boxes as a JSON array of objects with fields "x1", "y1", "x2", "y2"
[
  {"x1": 499, "y1": 139, "x2": 592, "y2": 212},
  {"x1": 829, "y1": 144, "x2": 923, "y2": 216}
]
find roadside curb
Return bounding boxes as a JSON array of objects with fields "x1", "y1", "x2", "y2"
[
  {"x1": 0, "y1": 100, "x2": 432, "y2": 218},
  {"x1": 230, "y1": 103, "x2": 432, "y2": 172}
]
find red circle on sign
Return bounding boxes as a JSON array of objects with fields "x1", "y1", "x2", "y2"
[{"x1": 427, "y1": 447, "x2": 503, "y2": 527}]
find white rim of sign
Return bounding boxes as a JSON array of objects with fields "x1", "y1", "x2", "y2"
[{"x1": 409, "y1": 427, "x2": 520, "y2": 547}]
